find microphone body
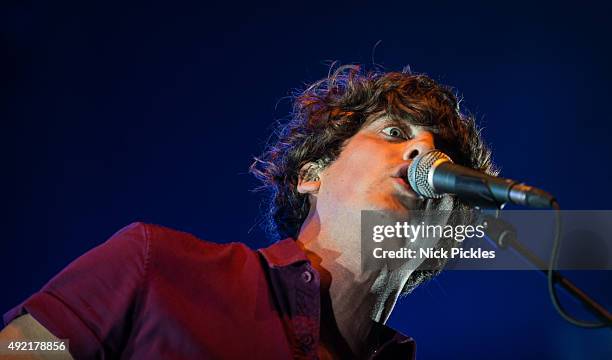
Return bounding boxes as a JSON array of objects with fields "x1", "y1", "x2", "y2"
[{"x1": 407, "y1": 150, "x2": 556, "y2": 208}]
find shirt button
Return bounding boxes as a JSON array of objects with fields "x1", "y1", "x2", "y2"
[
  {"x1": 299, "y1": 334, "x2": 314, "y2": 348},
  {"x1": 301, "y1": 270, "x2": 313, "y2": 283}
]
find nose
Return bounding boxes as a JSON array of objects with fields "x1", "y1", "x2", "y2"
[{"x1": 403, "y1": 131, "x2": 435, "y2": 161}]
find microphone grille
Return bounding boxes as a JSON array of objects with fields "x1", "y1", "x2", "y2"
[{"x1": 407, "y1": 150, "x2": 453, "y2": 199}]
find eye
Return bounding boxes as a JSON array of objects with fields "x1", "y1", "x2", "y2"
[{"x1": 381, "y1": 126, "x2": 408, "y2": 140}]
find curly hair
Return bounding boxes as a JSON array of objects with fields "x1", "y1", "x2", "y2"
[{"x1": 250, "y1": 65, "x2": 497, "y2": 292}]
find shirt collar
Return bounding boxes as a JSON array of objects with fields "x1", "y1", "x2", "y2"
[
  {"x1": 257, "y1": 237, "x2": 309, "y2": 268},
  {"x1": 258, "y1": 238, "x2": 416, "y2": 359}
]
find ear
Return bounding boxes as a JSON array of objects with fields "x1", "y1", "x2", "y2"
[{"x1": 297, "y1": 162, "x2": 322, "y2": 194}]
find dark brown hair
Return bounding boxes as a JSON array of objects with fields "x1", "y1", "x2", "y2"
[{"x1": 251, "y1": 65, "x2": 496, "y2": 241}]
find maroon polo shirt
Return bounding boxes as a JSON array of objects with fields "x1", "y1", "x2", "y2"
[{"x1": 4, "y1": 222, "x2": 416, "y2": 359}]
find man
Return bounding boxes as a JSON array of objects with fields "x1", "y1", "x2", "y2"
[{"x1": 1, "y1": 65, "x2": 495, "y2": 359}]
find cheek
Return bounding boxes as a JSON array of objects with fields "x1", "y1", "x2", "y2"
[
  {"x1": 321, "y1": 144, "x2": 391, "y2": 201},
  {"x1": 320, "y1": 162, "x2": 361, "y2": 202}
]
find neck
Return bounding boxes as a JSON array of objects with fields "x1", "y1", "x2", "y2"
[{"x1": 296, "y1": 216, "x2": 410, "y2": 357}]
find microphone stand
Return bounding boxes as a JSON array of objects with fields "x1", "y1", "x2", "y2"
[{"x1": 477, "y1": 212, "x2": 612, "y2": 326}]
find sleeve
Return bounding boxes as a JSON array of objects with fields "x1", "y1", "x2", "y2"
[{"x1": 3, "y1": 222, "x2": 150, "y2": 359}]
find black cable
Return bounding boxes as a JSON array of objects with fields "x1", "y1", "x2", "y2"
[{"x1": 547, "y1": 201, "x2": 611, "y2": 328}]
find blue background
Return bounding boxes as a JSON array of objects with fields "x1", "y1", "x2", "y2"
[{"x1": 2, "y1": 1, "x2": 611, "y2": 358}]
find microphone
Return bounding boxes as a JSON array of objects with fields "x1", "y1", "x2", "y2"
[{"x1": 407, "y1": 150, "x2": 556, "y2": 208}]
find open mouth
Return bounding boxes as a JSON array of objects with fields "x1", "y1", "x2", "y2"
[
  {"x1": 392, "y1": 176, "x2": 419, "y2": 197},
  {"x1": 392, "y1": 163, "x2": 420, "y2": 197}
]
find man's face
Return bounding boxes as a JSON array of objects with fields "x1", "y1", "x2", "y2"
[
  {"x1": 316, "y1": 113, "x2": 436, "y2": 223},
  {"x1": 302, "y1": 113, "x2": 449, "y2": 272},
  {"x1": 300, "y1": 113, "x2": 453, "y2": 274}
]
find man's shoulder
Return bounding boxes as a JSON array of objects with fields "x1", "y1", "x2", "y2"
[{"x1": 112, "y1": 221, "x2": 257, "y2": 266}]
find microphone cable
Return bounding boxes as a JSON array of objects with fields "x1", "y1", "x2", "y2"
[{"x1": 547, "y1": 201, "x2": 612, "y2": 328}]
